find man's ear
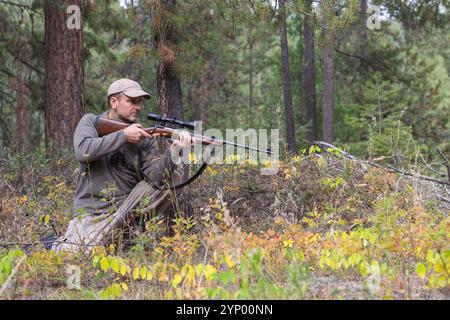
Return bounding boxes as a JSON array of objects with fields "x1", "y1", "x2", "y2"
[{"x1": 110, "y1": 96, "x2": 118, "y2": 109}]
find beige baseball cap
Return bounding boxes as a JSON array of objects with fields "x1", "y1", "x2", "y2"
[{"x1": 107, "y1": 78, "x2": 151, "y2": 99}]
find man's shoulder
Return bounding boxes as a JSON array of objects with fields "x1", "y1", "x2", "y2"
[
  {"x1": 78, "y1": 112, "x2": 107, "y2": 125},
  {"x1": 75, "y1": 113, "x2": 103, "y2": 135},
  {"x1": 79, "y1": 113, "x2": 96, "y2": 122}
]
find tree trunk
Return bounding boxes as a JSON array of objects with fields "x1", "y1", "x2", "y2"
[
  {"x1": 248, "y1": 25, "x2": 254, "y2": 128},
  {"x1": 10, "y1": 33, "x2": 31, "y2": 152},
  {"x1": 303, "y1": 0, "x2": 317, "y2": 142},
  {"x1": 155, "y1": 0, "x2": 183, "y2": 156},
  {"x1": 44, "y1": 0, "x2": 85, "y2": 154},
  {"x1": 157, "y1": 62, "x2": 183, "y2": 120},
  {"x1": 156, "y1": 57, "x2": 192, "y2": 222},
  {"x1": 154, "y1": 0, "x2": 192, "y2": 221},
  {"x1": 189, "y1": 51, "x2": 218, "y2": 124},
  {"x1": 279, "y1": 0, "x2": 296, "y2": 154},
  {"x1": 155, "y1": 0, "x2": 183, "y2": 122},
  {"x1": 360, "y1": 0, "x2": 368, "y2": 58},
  {"x1": 323, "y1": 26, "x2": 335, "y2": 143},
  {"x1": 15, "y1": 64, "x2": 29, "y2": 152}
]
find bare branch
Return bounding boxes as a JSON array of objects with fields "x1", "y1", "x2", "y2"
[
  {"x1": 0, "y1": 0, "x2": 41, "y2": 14},
  {"x1": 5, "y1": 47, "x2": 43, "y2": 75},
  {"x1": 437, "y1": 149, "x2": 450, "y2": 182},
  {"x1": 419, "y1": 151, "x2": 446, "y2": 177}
]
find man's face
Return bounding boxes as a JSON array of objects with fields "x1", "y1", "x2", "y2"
[{"x1": 110, "y1": 93, "x2": 143, "y2": 123}]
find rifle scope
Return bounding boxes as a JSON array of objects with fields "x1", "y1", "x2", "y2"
[{"x1": 147, "y1": 112, "x2": 195, "y2": 130}]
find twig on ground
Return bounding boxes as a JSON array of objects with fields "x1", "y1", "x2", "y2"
[{"x1": 0, "y1": 255, "x2": 25, "y2": 299}]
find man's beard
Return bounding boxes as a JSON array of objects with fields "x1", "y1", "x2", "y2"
[{"x1": 118, "y1": 114, "x2": 136, "y2": 124}]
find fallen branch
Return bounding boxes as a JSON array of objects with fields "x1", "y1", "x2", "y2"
[
  {"x1": 437, "y1": 195, "x2": 450, "y2": 204},
  {"x1": 0, "y1": 255, "x2": 25, "y2": 299},
  {"x1": 382, "y1": 163, "x2": 450, "y2": 187},
  {"x1": 312, "y1": 141, "x2": 450, "y2": 187}
]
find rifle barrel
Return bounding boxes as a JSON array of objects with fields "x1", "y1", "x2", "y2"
[
  {"x1": 189, "y1": 133, "x2": 273, "y2": 155},
  {"x1": 150, "y1": 126, "x2": 272, "y2": 155}
]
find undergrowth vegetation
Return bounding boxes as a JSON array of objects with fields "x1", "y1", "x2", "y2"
[{"x1": 0, "y1": 147, "x2": 449, "y2": 300}]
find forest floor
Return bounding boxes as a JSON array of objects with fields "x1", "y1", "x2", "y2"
[{"x1": 0, "y1": 147, "x2": 449, "y2": 300}]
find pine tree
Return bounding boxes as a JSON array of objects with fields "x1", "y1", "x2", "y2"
[
  {"x1": 44, "y1": 0, "x2": 85, "y2": 153},
  {"x1": 279, "y1": 0, "x2": 296, "y2": 153}
]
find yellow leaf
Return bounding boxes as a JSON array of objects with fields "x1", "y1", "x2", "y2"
[
  {"x1": 317, "y1": 156, "x2": 326, "y2": 168},
  {"x1": 93, "y1": 255, "x2": 100, "y2": 267},
  {"x1": 146, "y1": 271, "x2": 154, "y2": 281},
  {"x1": 181, "y1": 265, "x2": 188, "y2": 277},
  {"x1": 92, "y1": 246, "x2": 106, "y2": 258},
  {"x1": 18, "y1": 195, "x2": 28, "y2": 205},
  {"x1": 225, "y1": 255, "x2": 236, "y2": 268},
  {"x1": 195, "y1": 263, "x2": 205, "y2": 276},
  {"x1": 325, "y1": 257, "x2": 337, "y2": 270},
  {"x1": 113, "y1": 283, "x2": 122, "y2": 297},
  {"x1": 172, "y1": 273, "x2": 183, "y2": 288},
  {"x1": 370, "y1": 260, "x2": 380, "y2": 274},
  {"x1": 297, "y1": 250, "x2": 305, "y2": 262},
  {"x1": 107, "y1": 286, "x2": 114, "y2": 298},
  {"x1": 111, "y1": 259, "x2": 120, "y2": 273},
  {"x1": 359, "y1": 262, "x2": 369, "y2": 276},
  {"x1": 133, "y1": 267, "x2": 140, "y2": 280},
  {"x1": 120, "y1": 265, "x2": 127, "y2": 276},
  {"x1": 186, "y1": 265, "x2": 195, "y2": 285},
  {"x1": 204, "y1": 265, "x2": 217, "y2": 281},
  {"x1": 176, "y1": 287, "x2": 183, "y2": 299},
  {"x1": 140, "y1": 266, "x2": 147, "y2": 279},
  {"x1": 415, "y1": 263, "x2": 427, "y2": 279},
  {"x1": 100, "y1": 257, "x2": 109, "y2": 272},
  {"x1": 343, "y1": 260, "x2": 349, "y2": 269},
  {"x1": 121, "y1": 282, "x2": 128, "y2": 291},
  {"x1": 159, "y1": 270, "x2": 168, "y2": 282},
  {"x1": 438, "y1": 276, "x2": 447, "y2": 287},
  {"x1": 426, "y1": 250, "x2": 434, "y2": 264},
  {"x1": 283, "y1": 239, "x2": 293, "y2": 248},
  {"x1": 348, "y1": 255, "x2": 356, "y2": 267},
  {"x1": 434, "y1": 262, "x2": 444, "y2": 273},
  {"x1": 188, "y1": 153, "x2": 197, "y2": 163},
  {"x1": 264, "y1": 160, "x2": 272, "y2": 168}
]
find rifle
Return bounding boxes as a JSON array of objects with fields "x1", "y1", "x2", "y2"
[{"x1": 94, "y1": 116, "x2": 273, "y2": 155}]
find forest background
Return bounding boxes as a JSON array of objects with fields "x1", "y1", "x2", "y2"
[
  {"x1": 0, "y1": 0, "x2": 449, "y2": 300},
  {"x1": 0, "y1": 0, "x2": 448, "y2": 160}
]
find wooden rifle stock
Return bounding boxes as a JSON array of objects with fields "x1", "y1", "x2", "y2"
[{"x1": 94, "y1": 116, "x2": 131, "y2": 136}]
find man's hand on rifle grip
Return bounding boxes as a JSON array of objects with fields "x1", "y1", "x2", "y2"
[{"x1": 123, "y1": 123, "x2": 151, "y2": 144}]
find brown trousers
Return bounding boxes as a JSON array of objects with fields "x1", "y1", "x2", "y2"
[{"x1": 52, "y1": 175, "x2": 182, "y2": 253}]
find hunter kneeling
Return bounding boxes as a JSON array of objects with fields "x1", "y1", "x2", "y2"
[{"x1": 50, "y1": 78, "x2": 194, "y2": 252}]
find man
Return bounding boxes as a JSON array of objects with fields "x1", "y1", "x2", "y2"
[{"x1": 50, "y1": 78, "x2": 193, "y2": 252}]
